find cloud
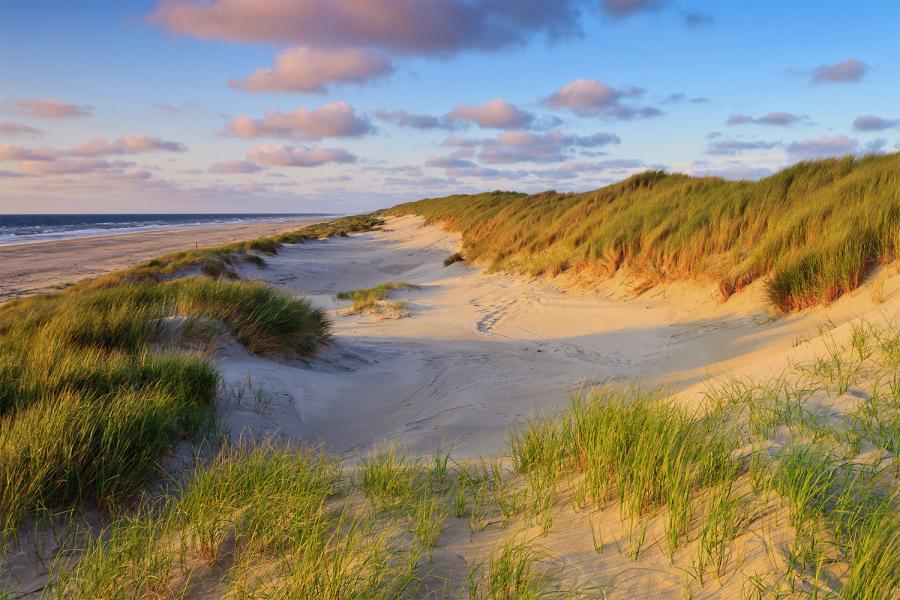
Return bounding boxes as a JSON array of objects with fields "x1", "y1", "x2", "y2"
[
  {"x1": 149, "y1": 0, "x2": 584, "y2": 55},
  {"x1": 155, "y1": 101, "x2": 201, "y2": 114},
  {"x1": 785, "y1": 135, "x2": 858, "y2": 159},
  {"x1": 478, "y1": 130, "x2": 620, "y2": 164},
  {"x1": 706, "y1": 139, "x2": 780, "y2": 155},
  {"x1": 425, "y1": 155, "x2": 477, "y2": 169},
  {"x1": 230, "y1": 46, "x2": 393, "y2": 93},
  {"x1": 0, "y1": 122, "x2": 43, "y2": 137},
  {"x1": 542, "y1": 79, "x2": 662, "y2": 119},
  {"x1": 864, "y1": 138, "x2": 888, "y2": 153},
  {"x1": 209, "y1": 160, "x2": 264, "y2": 173},
  {"x1": 661, "y1": 93, "x2": 709, "y2": 104},
  {"x1": 448, "y1": 99, "x2": 534, "y2": 129},
  {"x1": 441, "y1": 136, "x2": 481, "y2": 148},
  {"x1": 229, "y1": 102, "x2": 374, "y2": 140},
  {"x1": 374, "y1": 109, "x2": 457, "y2": 130},
  {"x1": 808, "y1": 58, "x2": 869, "y2": 84},
  {"x1": 19, "y1": 158, "x2": 135, "y2": 176},
  {"x1": 15, "y1": 98, "x2": 92, "y2": 119},
  {"x1": 0, "y1": 144, "x2": 57, "y2": 161},
  {"x1": 852, "y1": 115, "x2": 900, "y2": 131},
  {"x1": 70, "y1": 135, "x2": 187, "y2": 157},
  {"x1": 601, "y1": 0, "x2": 664, "y2": 18},
  {"x1": 247, "y1": 144, "x2": 356, "y2": 167},
  {"x1": 682, "y1": 11, "x2": 713, "y2": 28},
  {"x1": 726, "y1": 112, "x2": 804, "y2": 126},
  {"x1": 532, "y1": 158, "x2": 648, "y2": 179}
]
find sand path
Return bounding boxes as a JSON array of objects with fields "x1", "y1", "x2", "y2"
[{"x1": 218, "y1": 215, "x2": 898, "y2": 460}]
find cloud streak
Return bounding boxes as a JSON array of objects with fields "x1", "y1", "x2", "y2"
[
  {"x1": 542, "y1": 79, "x2": 662, "y2": 119},
  {"x1": 247, "y1": 144, "x2": 356, "y2": 167},
  {"x1": 0, "y1": 122, "x2": 43, "y2": 137},
  {"x1": 230, "y1": 46, "x2": 393, "y2": 93},
  {"x1": 14, "y1": 98, "x2": 92, "y2": 119},
  {"x1": 229, "y1": 102, "x2": 374, "y2": 140},
  {"x1": 852, "y1": 115, "x2": 899, "y2": 131},
  {"x1": 448, "y1": 99, "x2": 534, "y2": 129},
  {"x1": 149, "y1": 0, "x2": 584, "y2": 55},
  {"x1": 807, "y1": 58, "x2": 869, "y2": 84},
  {"x1": 726, "y1": 112, "x2": 804, "y2": 126}
]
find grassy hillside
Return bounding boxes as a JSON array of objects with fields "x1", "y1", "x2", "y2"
[
  {"x1": 31, "y1": 321, "x2": 900, "y2": 598},
  {"x1": 0, "y1": 216, "x2": 382, "y2": 534},
  {"x1": 388, "y1": 153, "x2": 899, "y2": 311}
]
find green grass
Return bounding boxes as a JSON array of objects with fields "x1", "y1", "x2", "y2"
[
  {"x1": 27, "y1": 323, "x2": 899, "y2": 598},
  {"x1": 336, "y1": 280, "x2": 421, "y2": 315},
  {"x1": 388, "y1": 153, "x2": 899, "y2": 311},
  {"x1": 1, "y1": 264, "x2": 335, "y2": 537}
]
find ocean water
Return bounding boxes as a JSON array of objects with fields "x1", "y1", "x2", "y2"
[{"x1": 0, "y1": 213, "x2": 334, "y2": 246}]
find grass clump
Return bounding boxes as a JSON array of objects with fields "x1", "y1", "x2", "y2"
[
  {"x1": 0, "y1": 277, "x2": 330, "y2": 533},
  {"x1": 509, "y1": 386, "x2": 741, "y2": 556},
  {"x1": 444, "y1": 251, "x2": 465, "y2": 267},
  {"x1": 52, "y1": 443, "x2": 418, "y2": 599},
  {"x1": 389, "y1": 153, "x2": 899, "y2": 311},
  {"x1": 336, "y1": 280, "x2": 421, "y2": 317}
]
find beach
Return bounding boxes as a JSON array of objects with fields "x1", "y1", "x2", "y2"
[
  {"x1": 0, "y1": 218, "x2": 323, "y2": 300},
  {"x1": 214, "y1": 215, "x2": 898, "y2": 459}
]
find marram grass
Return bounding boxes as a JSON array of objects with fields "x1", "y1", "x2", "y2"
[
  {"x1": 0, "y1": 214, "x2": 358, "y2": 532},
  {"x1": 388, "y1": 153, "x2": 899, "y2": 311}
]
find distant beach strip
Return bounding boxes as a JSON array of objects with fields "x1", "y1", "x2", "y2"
[{"x1": 0, "y1": 213, "x2": 335, "y2": 246}]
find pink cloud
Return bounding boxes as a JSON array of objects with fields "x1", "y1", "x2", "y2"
[
  {"x1": 0, "y1": 122, "x2": 43, "y2": 137},
  {"x1": 209, "y1": 160, "x2": 264, "y2": 173},
  {"x1": 785, "y1": 135, "x2": 859, "y2": 159},
  {"x1": 448, "y1": 99, "x2": 534, "y2": 129},
  {"x1": 149, "y1": 0, "x2": 582, "y2": 55},
  {"x1": 70, "y1": 135, "x2": 186, "y2": 157},
  {"x1": 0, "y1": 144, "x2": 57, "y2": 161},
  {"x1": 809, "y1": 58, "x2": 869, "y2": 84},
  {"x1": 543, "y1": 79, "x2": 661, "y2": 119},
  {"x1": 229, "y1": 102, "x2": 373, "y2": 140},
  {"x1": 247, "y1": 144, "x2": 356, "y2": 167},
  {"x1": 19, "y1": 158, "x2": 132, "y2": 176},
  {"x1": 15, "y1": 98, "x2": 92, "y2": 119},
  {"x1": 231, "y1": 46, "x2": 392, "y2": 93}
]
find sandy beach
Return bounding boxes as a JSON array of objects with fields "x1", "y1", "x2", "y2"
[
  {"x1": 213, "y1": 215, "x2": 898, "y2": 460},
  {"x1": 0, "y1": 218, "x2": 323, "y2": 301}
]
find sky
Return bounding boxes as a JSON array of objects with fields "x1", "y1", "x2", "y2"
[{"x1": 0, "y1": 0, "x2": 898, "y2": 214}]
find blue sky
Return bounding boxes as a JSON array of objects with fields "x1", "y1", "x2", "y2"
[{"x1": 0, "y1": 0, "x2": 898, "y2": 213}]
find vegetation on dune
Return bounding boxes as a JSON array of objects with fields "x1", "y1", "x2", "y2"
[
  {"x1": 0, "y1": 215, "x2": 382, "y2": 535},
  {"x1": 14, "y1": 320, "x2": 896, "y2": 598},
  {"x1": 0, "y1": 278, "x2": 329, "y2": 532},
  {"x1": 82, "y1": 213, "x2": 384, "y2": 289},
  {"x1": 388, "y1": 153, "x2": 900, "y2": 311},
  {"x1": 336, "y1": 280, "x2": 421, "y2": 316}
]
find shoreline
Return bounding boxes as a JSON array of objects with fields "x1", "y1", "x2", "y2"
[{"x1": 0, "y1": 217, "x2": 325, "y2": 301}]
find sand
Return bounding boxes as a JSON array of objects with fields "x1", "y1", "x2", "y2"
[
  {"x1": 216, "y1": 215, "x2": 899, "y2": 460},
  {"x1": 0, "y1": 218, "x2": 323, "y2": 301}
]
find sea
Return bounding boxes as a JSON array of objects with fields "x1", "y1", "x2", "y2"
[{"x1": 0, "y1": 213, "x2": 334, "y2": 246}]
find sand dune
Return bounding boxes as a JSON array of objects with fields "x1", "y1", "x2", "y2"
[{"x1": 217, "y1": 215, "x2": 898, "y2": 460}]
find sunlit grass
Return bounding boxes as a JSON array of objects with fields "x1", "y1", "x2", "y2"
[{"x1": 389, "y1": 153, "x2": 899, "y2": 311}]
